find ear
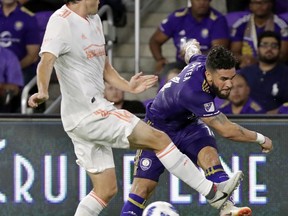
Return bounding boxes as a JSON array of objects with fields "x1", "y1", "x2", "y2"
[{"x1": 205, "y1": 70, "x2": 212, "y2": 83}]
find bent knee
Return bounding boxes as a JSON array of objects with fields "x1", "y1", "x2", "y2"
[{"x1": 93, "y1": 184, "x2": 118, "y2": 203}]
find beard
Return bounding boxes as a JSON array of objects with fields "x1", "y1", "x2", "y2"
[
  {"x1": 210, "y1": 82, "x2": 231, "y2": 99},
  {"x1": 231, "y1": 99, "x2": 246, "y2": 107},
  {"x1": 259, "y1": 53, "x2": 279, "y2": 64}
]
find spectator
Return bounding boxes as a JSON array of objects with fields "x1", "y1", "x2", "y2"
[
  {"x1": 225, "y1": 0, "x2": 288, "y2": 15},
  {"x1": 0, "y1": 46, "x2": 24, "y2": 113},
  {"x1": 149, "y1": 0, "x2": 229, "y2": 75},
  {"x1": 104, "y1": 82, "x2": 146, "y2": 114},
  {"x1": 239, "y1": 31, "x2": 288, "y2": 113},
  {"x1": 220, "y1": 74, "x2": 265, "y2": 114},
  {"x1": 0, "y1": 0, "x2": 40, "y2": 84},
  {"x1": 230, "y1": 0, "x2": 288, "y2": 68}
]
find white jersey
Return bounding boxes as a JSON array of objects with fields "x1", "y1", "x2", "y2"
[{"x1": 41, "y1": 5, "x2": 113, "y2": 131}]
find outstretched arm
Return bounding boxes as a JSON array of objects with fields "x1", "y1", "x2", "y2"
[
  {"x1": 28, "y1": 52, "x2": 56, "y2": 108},
  {"x1": 201, "y1": 112, "x2": 273, "y2": 153},
  {"x1": 103, "y1": 57, "x2": 158, "y2": 94}
]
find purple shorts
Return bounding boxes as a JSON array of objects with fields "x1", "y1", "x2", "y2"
[{"x1": 133, "y1": 119, "x2": 217, "y2": 182}]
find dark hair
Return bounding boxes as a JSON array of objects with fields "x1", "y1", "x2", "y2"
[
  {"x1": 206, "y1": 46, "x2": 236, "y2": 71},
  {"x1": 257, "y1": 31, "x2": 281, "y2": 48}
]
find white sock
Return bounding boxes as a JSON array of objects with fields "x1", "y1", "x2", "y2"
[
  {"x1": 74, "y1": 191, "x2": 107, "y2": 216},
  {"x1": 157, "y1": 142, "x2": 213, "y2": 196}
]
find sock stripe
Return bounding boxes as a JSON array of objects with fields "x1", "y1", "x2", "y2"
[
  {"x1": 156, "y1": 144, "x2": 176, "y2": 159},
  {"x1": 89, "y1": 191, "x2": 107, "y2": 208},
  {"x1": 205, "y1": 168, "x2": 225, "y2": 176},
  {"x1": 127, "y1": 197, "x2": 146, "y2": 209}
]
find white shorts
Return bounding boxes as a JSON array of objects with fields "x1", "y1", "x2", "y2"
[{"x1": 66, "y1": 108, "x2": 140, "y2": 173}]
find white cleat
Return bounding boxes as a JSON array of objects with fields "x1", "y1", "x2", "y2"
[
  {"x1": 207, "y1": 171, "x2": 243, "y2": 209},
  {"x1": 220, "y1": 202, "x2": 252, "y2": 216}
]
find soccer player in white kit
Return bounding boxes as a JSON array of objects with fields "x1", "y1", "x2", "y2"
[{"x1": 28, "y1": 0, "x2": 244, "y2": 215}]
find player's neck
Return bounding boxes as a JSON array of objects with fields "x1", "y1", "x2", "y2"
[
  {"x1": 259, "y1": 61, "x2": 277, "y2": 73},
  {"x1": 231, "y1": 104, "x2": 244, "y2": 114},
  {"x1": 66, "y1": 2, "x2": 88, "y2": 19},
  {"x1": 253, "y1": 13, "x2": 273, "y2": 27},
  {"x1": 2, "y1": 2, "x2": 17, "y2": 16}
]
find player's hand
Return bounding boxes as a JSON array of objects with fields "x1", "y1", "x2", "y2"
[
  {"x1": 129, "y1": 72, "x2": 158, "y2": 94},
  {"x1": 28, "y1": 92, "x2": 49, "y2": 108},
  {"x1": 260, "y1": 136, "x2": 273, "y2": 153},
  {"x1": 181, "y1": 39, "x2": 201, "y2": 64}
]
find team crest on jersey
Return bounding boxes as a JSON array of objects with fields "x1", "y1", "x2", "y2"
[
  {"x1": 140, "y1": 158, "x2": 152, "y2": 171},
  {"x1": 201, "y1": 29, "x2": 209, "y2": 38},
  {"x1": 204, "y1": 102, "x2": 215, "y2": 112},
  {"x1": 14, "y1": 21, "x2": 24, "y2": 31}
]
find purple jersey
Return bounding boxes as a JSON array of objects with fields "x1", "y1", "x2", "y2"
[
  {"x1": 240, "y1": 63, "x2": 288, "y2": 111},
  {"x1": 134, "y1": 55, "x2": 219, "y2": 182},
  {"x1": 160, "y1": 7, "x2": 229, "y2": 63},
  {"x1": 0, "y1": 47, "x2": 23, "y2": 86},
  {"x1": 0, "y1": 3, "x2": 40, "y2": 60},
  {"x1": 146, "y1": 55, "x2": 219, "y2": 131},
  {"x1": 230, "y1": 14, "x2": 288, "y2": 57},
  {"x1": 219, "y1": 98, "x2": 265, "y2": 114}
]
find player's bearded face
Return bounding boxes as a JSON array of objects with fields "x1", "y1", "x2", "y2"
[
  {"x1": 211, "y1": 81, "x2": 232, "y2": 99},
  {"x1": 209, "y1": 69, "x2": 235, "y2": 99}
]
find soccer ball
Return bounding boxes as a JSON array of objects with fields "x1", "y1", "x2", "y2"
[{"x1": 142, "y1": 201, "x2": 179, "y2": 216}]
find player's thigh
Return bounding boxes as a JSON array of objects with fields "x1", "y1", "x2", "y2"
[
  {"x1": 174, "y1": 121, "x2": 219, "y2": 167},
  {"x1": 132, "y1": 149, "x2": 165, "y2": 198},
  {"x1": 73, "y1": 110, "x2": 140, "y2": 149},
  {"x1": 67, "y1": 130, "x2": 115, "y2": 174},
  {"x1": 128, "y1": 120, "x2": 170, "y2": 151}
]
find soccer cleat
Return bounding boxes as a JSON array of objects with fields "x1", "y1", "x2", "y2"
[
  {"x1": 207, "y1": 171, "x2": 243, "y2": 209},
  {"x1": 220, "y1": 201, "x2": 252, "y2": 216}
]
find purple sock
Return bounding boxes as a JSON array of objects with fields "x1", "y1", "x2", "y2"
[
  {"x1": 205, "y1": 164, "x2": 234, "y2": 203},
  {"x1": 120, "y1": 193, "x2": 146, "y2": 216},
  {"x1": 205, "y1": 164, "x2": 229, "y2": 183}
]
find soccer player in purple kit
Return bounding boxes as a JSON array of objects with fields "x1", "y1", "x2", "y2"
[{"x1": 121, "y1": 41, "x2": 273, "y2": 216}]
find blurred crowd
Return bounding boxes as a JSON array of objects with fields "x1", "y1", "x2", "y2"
[{"x1": 0, "y1": 0, "x2": 288, "y2": 115}]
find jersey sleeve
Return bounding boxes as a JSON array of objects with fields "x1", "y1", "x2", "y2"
[
  {"x1": 40, "y1": 15, "x2": 71, "y2": 58},
  {"x1": 179, "y1": 82, "x2": 220, "y2": 117},
  {"x1": 159, "y1": 11, "x2": 178, "y2": 38}
]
